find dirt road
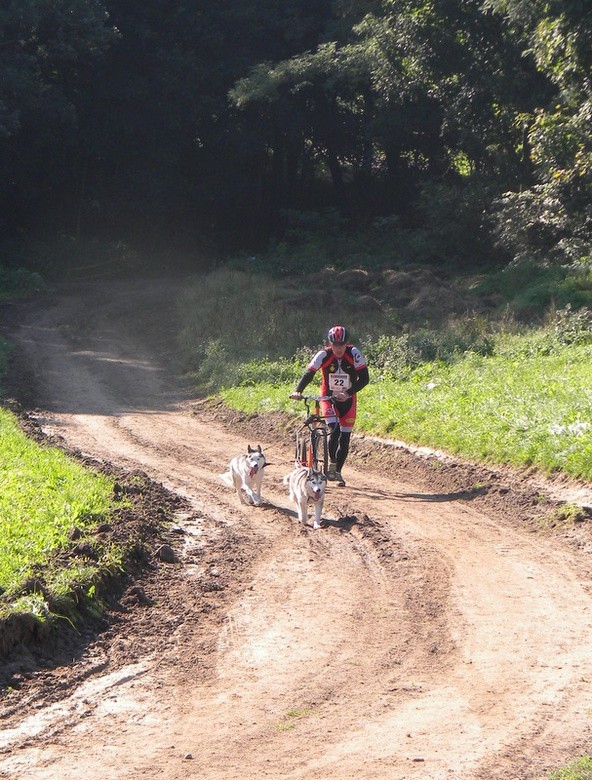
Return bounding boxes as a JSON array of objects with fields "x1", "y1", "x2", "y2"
[{"x1": 2, "y1": 278, "x2": 592, "y2": 780}]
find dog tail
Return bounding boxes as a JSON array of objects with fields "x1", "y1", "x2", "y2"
[{"x1": 220, "y1": 471, "x2": 233, "y2": 487}]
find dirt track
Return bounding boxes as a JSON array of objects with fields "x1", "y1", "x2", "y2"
[{"x1": 2, "y1": 278, "x2": 592, "y2": 780}]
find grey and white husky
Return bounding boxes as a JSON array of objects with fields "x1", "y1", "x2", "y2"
[
  {"x1": 220, "y1": 445, "x2": 267, "y2": 506},
  {"x1": 283, "y1": 466, "x2": 327, "y2": 529}
]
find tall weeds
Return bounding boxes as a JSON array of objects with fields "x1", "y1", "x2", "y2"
[{"x1": 176, "y1": 269, "x2": 397, "y2": 390}]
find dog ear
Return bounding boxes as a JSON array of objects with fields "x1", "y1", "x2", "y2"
[
  {"x1": 247, "y1": 445, "x2": 253, "y2": 453},
  {"x1": 257, "y1": 444, "x2": 262, "y2": 453}
]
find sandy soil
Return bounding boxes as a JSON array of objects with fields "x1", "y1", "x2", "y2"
[{"x1": 1, "y1": 278, "x2": 592, "y2": 780}]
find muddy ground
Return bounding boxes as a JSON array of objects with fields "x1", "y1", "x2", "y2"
[{"x1": 1, "y1": 277, "x2": 592, "y2": 780}]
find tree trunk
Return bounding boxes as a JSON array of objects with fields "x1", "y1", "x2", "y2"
[{"x1": 325, "y1": 147, "x2": 348, "y2": 216}]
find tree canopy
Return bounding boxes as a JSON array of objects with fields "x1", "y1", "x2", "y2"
[{"x1": 1, "y1": 0, "x2": 590, "y2": 273}]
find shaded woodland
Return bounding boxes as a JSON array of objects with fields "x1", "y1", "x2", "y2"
[{"x1": 1, "y1": 0, "x2": 591, "y2": 274}]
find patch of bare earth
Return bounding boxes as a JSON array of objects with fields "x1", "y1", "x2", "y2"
[{"x1": 1, "y1": 278, "x2": 592, "y2": 780}]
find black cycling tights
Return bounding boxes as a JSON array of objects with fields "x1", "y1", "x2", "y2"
[{"x1": 328, "y1": 424, "x2": 351, "y2": 471}]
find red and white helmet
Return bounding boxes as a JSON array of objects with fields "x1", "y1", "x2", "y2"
[{"x1": 328, "y1": 325, "x2": 348, "y2": 344}]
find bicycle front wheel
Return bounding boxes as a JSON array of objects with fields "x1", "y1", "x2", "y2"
[
  {"x1": 295, "y1": 430, "x2": 308, "y2": 467},
  {"x1": 311, "y1": 427, "x2": 328, "y2": 476}
]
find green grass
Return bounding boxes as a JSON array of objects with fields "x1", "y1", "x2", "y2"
[
  {"x1": 220, "y1": 338, "x2": 592, "y2": 482},
  {"x1": 365, "y1": 344, "x2": 592, "y2": 479},
  {"x1": 547, "y1": 756, "x2": 592, "y2": 780},
  {"x1": 177, "y1": 266, "x2": 592, "y2": 482},
  {"x1": 476, "y1": 262, "x2": 592, "y2": 314},
  {"x1": 0, "y1": 409, "x2": 114, "y2": 617}
]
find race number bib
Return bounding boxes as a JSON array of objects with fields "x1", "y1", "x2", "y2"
[{"x1": 329, "y1": 371, "x2": 351, "y2": 391}]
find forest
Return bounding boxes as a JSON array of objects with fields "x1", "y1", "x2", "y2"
[{"x1": 0, "y1": 0, "x2": 591, "y2": 280}]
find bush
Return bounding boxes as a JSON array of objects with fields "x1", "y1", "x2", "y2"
[
  {"x1": 489, "y1": 185, "x2": 572, "y2": 266},
  {"x1": 362, "y1": 334, "x2": 414, "y2": 381},
  {"x1": 551, "y1": 304, "x2": 592, "y2": 345},
  {"x1": 0, "y1": 264, "x2": 44, "y2": 300},
  {"x1": 413, "y1": 177, "x2": 496, "y2": 268},
  {"x1": 362, "y1": 314, "x2": 496, "y2": 381},
  {"x1": 488, "y1": 181, "x2": 592, "y2": 282},
  {"x1": 476, "y1": 260, "x2": 592, "y2": 315}
]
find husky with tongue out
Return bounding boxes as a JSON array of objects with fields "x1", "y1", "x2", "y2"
[
  {"x1": 220, "y1": 445, "x2": 268, "y2": 506},
  {"x1": 283, "y1": 466, "x2": 327, "y2": 530}
]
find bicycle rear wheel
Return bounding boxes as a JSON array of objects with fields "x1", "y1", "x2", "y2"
[{"x1": 311, "y1": 427, "x2": 328, "y2": 476}]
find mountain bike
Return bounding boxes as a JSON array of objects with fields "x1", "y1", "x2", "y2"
[{"x1": 292, "y1": 395, "x2": 333, "y2": 476}]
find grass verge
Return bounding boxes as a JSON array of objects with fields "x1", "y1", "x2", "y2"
[
  {"x1": 0, "y1": 408, "x2": 179, "y2": 659},
  {"x1": 0, "y1": 410, "x2": 114, "y2": 595},
  {"x1": 177, "y1": 269, "x2": 592, "y2": 482},
  {"x1": 547, "y1": 756, "x2": 592, "y2": 780},
  {"x1": 218, "y1": 336, "x2": 592, "y2": 482}
]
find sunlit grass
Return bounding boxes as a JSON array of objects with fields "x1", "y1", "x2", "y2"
[
  {"x1": 0, "y1": 409, "x2": 114, "y2": 602},
  {"x1": 363, "y1": 344, "x2": 592, "y2": 479},
  {"x1": 547, "y1": 756, "x2": 592, "y2": 780},
  {"x1": 180, "y1": 268, "x2": 592, "y2": 481},
  {"x1": 220, "y1": 340, "x2": 592, "y2": 481}
]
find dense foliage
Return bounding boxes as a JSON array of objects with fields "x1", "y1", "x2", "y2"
[{"x1": 1, "y1": 0, "x2": 591, "y2": 280}]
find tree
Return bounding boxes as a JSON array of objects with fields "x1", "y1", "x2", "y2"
[
  {"x1": 0, "y1": 0, "x2": 116, "y2": 237},
  {"x1": 486, "y1": 0, "x2": 592, "y2": 269},
  {"x1": 229, "y1": 0, "x2": 545, "y2": 240},
  {"x1": 230, "y1": 42, "x2": 374, "y2": 227}
]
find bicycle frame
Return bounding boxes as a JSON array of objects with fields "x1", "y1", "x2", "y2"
[{"x1": 293, "y1": 395, "x2": 333, "y2": 475}]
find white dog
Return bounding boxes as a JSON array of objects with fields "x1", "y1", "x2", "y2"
[
  {"x1": 283, "y1": 466, "x2": 327, "y2": 529},
  {"x1": 220, "y1": 445, "x2": 267, "y2": 506}
]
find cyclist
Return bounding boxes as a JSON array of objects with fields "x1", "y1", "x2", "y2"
[{"x1": 290, "y1": 325, "x2": 369, "y2": 486}]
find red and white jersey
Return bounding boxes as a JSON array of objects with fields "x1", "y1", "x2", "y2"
[{"x1": 307, "y1": 345, "x2": 367, "y2": 397}]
